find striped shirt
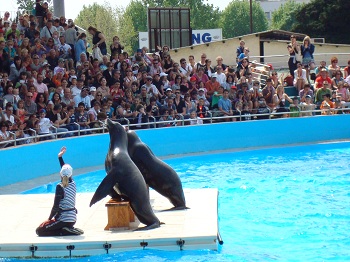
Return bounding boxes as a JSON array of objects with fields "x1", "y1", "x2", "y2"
[{"x1": 57, "y1": 180, "x2": 77, "y2": 222}]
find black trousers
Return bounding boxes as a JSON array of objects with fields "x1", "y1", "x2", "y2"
[{"x1": 36, "y1": 219, "x2": 75, "y2": 236}]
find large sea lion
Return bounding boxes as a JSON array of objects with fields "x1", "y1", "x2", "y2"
[
  {"x1": 127, "y1": 130, "x2": 188, "y2": 210},
  {"x1": 90, "y1": 119, "x2": 161, "y2": 230}
]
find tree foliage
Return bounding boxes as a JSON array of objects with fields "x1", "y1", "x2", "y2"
[
  {"x1": 292, "y1": 0, "x2": 350, "y2": 44},
  {"x1": 16, "y1": 0, "x2": 53, "y2": 14},
  {"x1": 271, "y1": 0, "x2": 303, "y2": 31},
  {"x1": 220, "y1": 0, "x2": 268, "y2": 38}
]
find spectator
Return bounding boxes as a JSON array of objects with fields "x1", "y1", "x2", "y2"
[
  {"x1": 262, "y1": 78, "x2": 275, "y2": 110},
  {"x1": 96, "y1": 77, "x2": 110, "y2": 99},
  {"x1": 300, "y1": 95, "x2": 316, "y2": 116},
  {"x1": 73, "y1": 87, "x2": 91, "y2": 110},
  {"x1": 287, "y1": 35, "x2": 300, "y2": 76},
  {"x1": 328, "y1": 56, "x2": 340, "y2": 78},
  {"x1": 35, "y1": 0, "x2": 49, "y2": 28},
  {"x1": 300, "y1": 35, "x2": 315, "y2": 83},
  {"x1": 299, "y1": 83, "x2": 314, "y2": 103},
  {"x1": 215, "y1": 65, "x2": 226, "y2": 85},
  {"x1": 74, "y1": 32, "x2": 86, "y2": 63},
  {"x1": 46, "y1": 103, "x2": 69, "y2": 137},
  {"x1": 273, "y1": 85, "x2": 293, "y2": 118},
  {"x1": 315, "y1": 81, "x2": 332, "y2": 106},
  {"x1": 343, "y1": 60, "x2": 350, "y2": 78},
  {"x1": 4, "y1": 39, "x2": 16, "y2": 61},
  {"x1": 58, "y1": 36, "x2": 73, "y2": 70},
  {"x1": 34, "y1": 74, "x2": 49, "y2": 99},
  {"x1": 40, "y1": 19, "x2": 57, "y2": 41},
  {"x1": 214, "y1": 56, "x2": 227, "y2": 72},
  {"x1": 331, "y1": 70, "x2": 343, "y2": 89},
  {"x1": 314, "y1": 68, "x2": 332, "y2": 90},
  {"x1": 236, "y1": 40, "x2": 245, "y2": 63},
  {"x1": 179, "y1": 58, "x2": 192, "y2": 80},
  {"x1": 134, "y1": 104, "x2": 148, "y2": 129},
  {"x1": 0, "y1": 120, "x2": 14, "y2": 148},
  {"x1": 35, "y1": 92, "x2": 47, "y2": 114},
  {"x1": 88, "y1": 26, "x2": 107, "y2": 55},
  {"x1": 189, "y1": 110, "x2": 203, "y2": 125},
  {"x1": 87, "y1": 101, "x2": 101, "y2": 128},
  {"x1": 110, "y1": 35, "x2": 124, "y2": 57},
  {"x1": 2, "y1": 85, "x2": 15, "y2": 108},
  {"x1": 5, "y1": 22, "x2": 20, "y2": 40},
  {"x1": 3, "y1": 103, "x2": 15, "y2": 124},
  {"x1": 74, "y1": 102, "x2": 90, "y2": 134},
  {"x1": 320, "y1": 93, "x2": 334, "y2": 115},
  {"x1": 24, "y1": 91, "x2": 37, "y2": 116},
  {"x1": 0, "y1": 40, "x2": 11, "y2": 74},
  {"x1": 256, "y1": 97, "x2": 270, "y2": 120},
  {"x1": 8, "y1": 56, "x2": 25, "y2": 82},
  {"x1": 205, "y1": 73, "x2": 220, "y2": 103},
  {"x1": 217, "y1": 89, "x2": 233, "y2": 121},
  {"x1": 204, "y1": 58, "x2": 214, "y2": 78},
  {"x1": 37, "y1": 108, "x2": 54, "y2": 140},
  {"x1": 289, "y1": 97, "x2": 301, "y2": 117}
]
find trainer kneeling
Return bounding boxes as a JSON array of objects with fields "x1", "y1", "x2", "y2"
[{"x1": 36, "y1": 147, "x2": 83, "y2": 236}]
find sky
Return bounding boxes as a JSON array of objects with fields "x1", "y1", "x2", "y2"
[{"x1": 2, "y1": 0, "x2": 232, "y2": 20}]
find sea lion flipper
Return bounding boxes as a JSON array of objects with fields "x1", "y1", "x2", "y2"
[
  {"x1": 90, "y1": 172, "x2": 118, "y2": 207},
  {"x1": 133, "y1": 222, "x2": 161, "y2": 231}
]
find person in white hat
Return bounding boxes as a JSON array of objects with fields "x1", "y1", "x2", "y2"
[{"x1": 36, "y1": 147, "x2": 83, "y2": 236}]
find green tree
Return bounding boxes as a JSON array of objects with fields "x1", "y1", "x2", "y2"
[
  {"x1": 16, "y1": 0, "x2": 53, "y2": 14},
  {"x1": 292, "y1": 0, "x2": 350, "y2": 44},
  {"x1": 116, "y1": 5, "x2": 140, "y2": 54},
  {"x1": 271, "y1": 0, "x2": 303, "y2": 31},
  {"x1": 220, "y1": 0, "x2": 268, "y2": 38}
]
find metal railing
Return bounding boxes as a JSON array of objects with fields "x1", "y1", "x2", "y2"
[{"x1": 1, "y1": 107, "x2": 348, "y2": 149}]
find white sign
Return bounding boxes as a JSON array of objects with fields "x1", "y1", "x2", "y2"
[{"x1": 139, "y1": 29, "x2": 222, "y2": 50}]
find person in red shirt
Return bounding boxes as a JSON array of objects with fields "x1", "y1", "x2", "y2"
[
  {"x1": 205, "y1": 73, "x2": 220, "y2": 102},
  {"x1": 314, "y1": 68, "x2": 332, "y2": 90}
]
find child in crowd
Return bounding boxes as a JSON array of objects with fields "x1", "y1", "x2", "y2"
[
  {"x1": 16, "y1": 99, "x2": 26, "y2": 123},
  {"x1": 37, "y1": 108, "x2": 54, "y2": 140},
  {"x1": 289, "y1": 97, "x2": 301, "y2": 117},
  {"x1": 300, "y1": 95, "x2": 315, "y2": 117},
  {"x1": 189, "y1": 110, "x2": 203, "y2": 125},
  {"x1": 75, "y1": 102, "x2": 91, "y2": 135}
]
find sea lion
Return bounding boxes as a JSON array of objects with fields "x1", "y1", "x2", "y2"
[
  {"x1": 127, "y1": 130, "x2": 188, "y2": 210},
  {"x1": 90, "y1": 119, "x2": 161, "y2": 230}
]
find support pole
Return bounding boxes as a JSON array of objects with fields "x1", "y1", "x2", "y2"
[{"x1": 53, "y1": 0, "x2": 65, "y2": 18}]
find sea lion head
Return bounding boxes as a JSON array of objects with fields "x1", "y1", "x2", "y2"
[{"x1": 107, "y1": 119, "x2": 127, "y2": 149}]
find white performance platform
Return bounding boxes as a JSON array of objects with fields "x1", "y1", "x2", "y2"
[{"x1": 0, "y1": 189, "x2": 218, "y2": 258}]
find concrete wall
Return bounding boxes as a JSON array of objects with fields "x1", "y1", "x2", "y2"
[
  {"x1": 1, "y1": 115, "x2": 350, "y2": 188},
  {"x1": 169, "y1": 33, "x2": 350, "y2": 69}
]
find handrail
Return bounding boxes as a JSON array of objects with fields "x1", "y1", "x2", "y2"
[{"x1": 1, "y1": 107, "x2": 349, "y2": 148}]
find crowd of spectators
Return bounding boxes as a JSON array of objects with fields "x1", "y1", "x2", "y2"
[{"x1": 0, "y1": 3, "x2": 349, "y2": 148}]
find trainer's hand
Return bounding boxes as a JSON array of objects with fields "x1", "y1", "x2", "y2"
[
  {"x1": 58, "y1": 146, "x2": 66, "y2": 157},
  {"x1": 39, "y1": 219, "x2": 51, "y2": 227}
]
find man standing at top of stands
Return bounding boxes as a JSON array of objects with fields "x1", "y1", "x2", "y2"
[
  {"x1": 236, "y1": 40, "x2": 245, "y2": 62},
  {"x1": 35, "y1": 0, "x2": 48, "y2": 28}
]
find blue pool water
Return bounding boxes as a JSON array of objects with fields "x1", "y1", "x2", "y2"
[{"x1": 21, "y1": 142, "x2": 350, "y2": 261}]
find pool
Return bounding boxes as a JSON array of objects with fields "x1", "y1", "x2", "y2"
[{"x1": 20, "y1": 142, "x2": 350, "y2": 261}]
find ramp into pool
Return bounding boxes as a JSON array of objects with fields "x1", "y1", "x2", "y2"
[{"x1": 0, "y1": 188, "x2": 218, "y2": 258}]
